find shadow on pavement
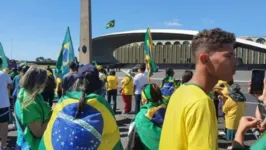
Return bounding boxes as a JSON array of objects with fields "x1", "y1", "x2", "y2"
[{"x1": 117, "y1": 118, "x2": 132, "y2": 127}]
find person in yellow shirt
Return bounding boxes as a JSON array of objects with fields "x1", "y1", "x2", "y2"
[
  {"x1": 216, "y1": 80, "x2": 246, "y2": 149},
  {"x1": 159, "y1": 28, "x2": 237, "y2": 150},
  {"x1": 106, "y1": 71, "x2": 118, "y2": 113},
  {"x1": 120, "y1": 69, "x2": 134, "y2": 114},
  {"x1": 55, "y1": 77, "x2": 63, "y2": 99}
]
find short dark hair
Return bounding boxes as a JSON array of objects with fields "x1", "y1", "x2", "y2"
[
  {"x1": 110, "y1": 71, "x2": 116, "y2": 76},
  {"x1": 69, "y1": 62, "x2": 77, "y2": 70},
  {"x1": 191, "y1": 28, "x2": 236, "y2": 58},
  {"x1": 166, "y1": 68, "x2": 174, "y2": 76},
  {"x1": 0, "y1": 57, "x2": 2, "y2": 65},
  {"x1": 182, "y1": 70, "x2": 193, "y2": 83},
  {"x1": 138, "y1": 63, "x2": 146, "y2": 72}
]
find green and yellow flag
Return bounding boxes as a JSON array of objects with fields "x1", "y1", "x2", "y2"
[
  {"x1": 39, "y1": 91, "x2": 123, "y2": 150},
  {"x1": 106, "y1": 20, "x2": 115, "y2": 29},
  {"x1": 144, "y1": 27, "x2": 157, "y2": 82},
  {"x1": 55, "y1": 27, "x2": 75, "y2": 78},
  {"x1": 0, "y1": 42, "x2": 8, "y2": 70}
]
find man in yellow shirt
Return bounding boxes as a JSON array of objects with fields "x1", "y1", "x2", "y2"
[
  {"x1": 160, "y1": 28, "x2": 237, "y2": 150},
  {"x1": 106, "y1": 71, "x2": 118, "y2": 113}
]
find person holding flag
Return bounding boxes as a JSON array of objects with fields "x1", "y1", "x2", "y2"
[{"x1": 143, "y1": 27, "x2": 157, "y2": 82}]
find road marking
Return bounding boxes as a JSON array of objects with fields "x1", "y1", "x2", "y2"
[
  {"x1": 245, "y1": 102, "x2": 258, "y2": 105},
  {"x1": 118, "y1": 76, "x2": 248, "y2": 83}
]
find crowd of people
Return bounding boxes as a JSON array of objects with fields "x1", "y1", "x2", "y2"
[{"x1": 1, "y1": 28, "x2": 266, "y2": 150}]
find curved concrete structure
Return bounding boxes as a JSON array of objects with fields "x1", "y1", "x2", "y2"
[{"x1": 92, "y1": 29, "x2": 266, "y2": 63}]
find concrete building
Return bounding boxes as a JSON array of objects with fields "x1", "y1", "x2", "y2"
[{"x1": 92, "y1": 29, "x2": 266, "y2": 65}]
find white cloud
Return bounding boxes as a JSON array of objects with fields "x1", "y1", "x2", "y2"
[
  {"x1": 201, "y1": 18, "x2": 215, "y2": 25},
  {"x1": 164, "y1": 19, "x2": 183, "y2": 27}
]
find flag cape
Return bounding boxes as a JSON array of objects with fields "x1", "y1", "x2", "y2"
[
  {"x1": 106, "y1": 20, "x2": 115, "y2": 29},
  {"x1": 143, "y1": 27, "x2": 157, "y2": 82},
  {"x1": 0, "y1": 42, "x2": 8, "y2": 70},
  {"x1": 39, "y1": 91, "x2": 123, "y2": 150},
  {"x1": 55, "y1": 27, "x2": 75, "y2": 78},
  {"x1": 135, "y1": 102, "x2": 166, "y2": 150}
]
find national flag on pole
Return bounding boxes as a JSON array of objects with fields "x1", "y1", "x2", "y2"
[
  {"x1": 106, "y1": 20, "x2": 115, "y2": 29},
  {"x1": 144, "y1": 27, "x2": 157, "y2": 82},
  {"x1": 55, "y1": 27, "x2": 75, "y2": 78},
  {"x1": 0, "y1": 42, "x2": 8, "y2": 70}
]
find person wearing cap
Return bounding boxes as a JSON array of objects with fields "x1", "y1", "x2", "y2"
[
  {"x1": 133, "y1": 63, "x2": 148, "y2": 114},
  {"x1": 121, "y1": 69, "x2": 134, "y2": 114},
  {"x1": 40, "y1": 64, "x2": 123, "y2": 150},
  {"x1": 97, "y1": 65, "x2": 107, "y2": 98}
]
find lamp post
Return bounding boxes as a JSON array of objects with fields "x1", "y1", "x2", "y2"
[{"x1": 79, "y1": 0, "x2": 92, "y2": 64}]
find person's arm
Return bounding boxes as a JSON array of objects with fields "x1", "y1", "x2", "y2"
[
  {"x1": 255, "y1": 106, "x2": 262, "y2": 120},
  {"x1": 133, "y1": 75, "x2": 138, "y2": 92},
  {"x1": 28, "y1": 119, "x2": 50, "y2": 138},
  {"x1": 6, "y1": 74, "x2": 13, "y2": 89},
  {"x1": 232, "y1": 116, "x2": 261, "y2": 149},
  {"x1": 116, "y1": 77, "x2": 119, "y2": 86},
  {"x1": 186, "y1": 99, "x2": 217, "y2": 150},
  {"x1": 21, "y1": 101, "x2": 52, "y2": 138}
]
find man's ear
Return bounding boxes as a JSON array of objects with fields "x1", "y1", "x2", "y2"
[{"x1": 199, "y1": 53, "x2": 209, "y2": 64}]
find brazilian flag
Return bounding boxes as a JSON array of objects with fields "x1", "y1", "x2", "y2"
[
  {"x1": 55, "y1": 27, "x2": 75, "y2": 78},
  {"x1": 144, "y1": 27, "x2": 157, "y2": 82},
  {"x1": 39, "y1": 91, "x2": 123, "y2": 150},
  {"x1": 135, "y1": 102, "x2": 166, "y2": 150},
  {"x1": 106, "y1": 20, "x2": 115, "y2": 29},
  {"x1": 0, "y1": 42, "x2": 8, "y2": 70}
]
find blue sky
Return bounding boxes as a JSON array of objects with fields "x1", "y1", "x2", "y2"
[{"x1": 0, "y1": 0, "x2": 265, "y2": 61}]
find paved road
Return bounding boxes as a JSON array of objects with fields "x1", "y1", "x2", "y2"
[{"x1": 4, "y1": 70, "x2": 259, "y2": 150}]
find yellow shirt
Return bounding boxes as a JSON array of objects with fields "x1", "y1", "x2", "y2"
[
  {"x1": 56, "y1": 78, "x2": 62, "y2": 92},
  {"x1": 223, "y1": 97, "x2": 245, "y2": 130},
  {"x1": 121, "y1": 76, "x2": 133, "y2": 95},
  {"x1": 160, "y1": 83, "x2": 218, "y2": 150},
  {"x1": 107, "y1": 75, "x2": 118, "y2": 91}
]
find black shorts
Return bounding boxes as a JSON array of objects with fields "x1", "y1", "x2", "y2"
[{"x1": 0, "y1": 107, "x2": 11, "y2": 123}]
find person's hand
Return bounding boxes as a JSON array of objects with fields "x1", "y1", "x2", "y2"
[
  {"x1": 213, "y1": 87, "x2": 226, "y2": 100},
  {"x1": 259, "y1": 118, "x2": 266, "y2": 132},
  {"x1": 238, "y1": 116, "x2": 261, "y2": 135},
  {"x1": 248, "y1": 79, "x2": 266, "y2": 101}
]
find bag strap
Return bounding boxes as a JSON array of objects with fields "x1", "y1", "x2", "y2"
[{"x1": 14, "y1": 113, "x2": 25, "y2": 132}]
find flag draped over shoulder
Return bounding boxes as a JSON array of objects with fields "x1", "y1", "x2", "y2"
[
  {"x1": 55, "y1": 27, "x2": 75, "y2": 78},
  {"x1": 0, "y1": 42, "x2": 8, "y2": 70},
  {"x1": 39, "y1": 91, "x2": 123, "y2": 150},
  {"x1": 143, "y1": 27, "x2": 157, "y2": 82},
  {"x1": 106, "y1": 20, "x2": 115, "y2": 29},
  {"x1": 134, "y1": 102, "x2": 166, "y2": 150}
]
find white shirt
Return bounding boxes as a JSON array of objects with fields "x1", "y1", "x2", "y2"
[
  {"x1": 133, "y1": 72, "x2": 148, "y2": 95},
  {"x1": 0, "y1": 71, "x2": 12, "y2": 108}
]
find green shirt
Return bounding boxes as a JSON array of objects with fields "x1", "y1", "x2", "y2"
[{"x1": 15, "y1": 88, "x2": 52, "y2": 150}]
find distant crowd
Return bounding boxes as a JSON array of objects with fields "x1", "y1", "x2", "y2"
[{"x1": 1, "y1": 28, "x2": 266, "y2": 150}]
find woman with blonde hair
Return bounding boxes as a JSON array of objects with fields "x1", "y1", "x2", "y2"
[{"x1": 14, "y1": 67, "x2": 52, "y2": 150}]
